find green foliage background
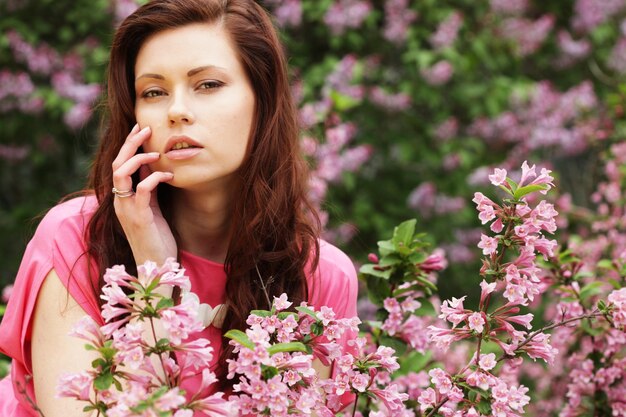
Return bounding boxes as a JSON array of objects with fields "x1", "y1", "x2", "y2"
[{"x1": 1, "y1": 0, "x2": 625, "y2": 300}]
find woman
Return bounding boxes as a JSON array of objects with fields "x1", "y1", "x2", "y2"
[{"x1": 0, "y1": 1, "x2": 358, "y2": 416}]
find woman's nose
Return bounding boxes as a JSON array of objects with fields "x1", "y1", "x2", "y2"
[{"x1": 168, "y1": 92, "x2": 195, "y2": 126}]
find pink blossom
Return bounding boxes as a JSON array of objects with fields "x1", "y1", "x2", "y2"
[
  {"x1": 478, "y1": 352, "x2": 497, "y2": 371},
  {"x1": 478, "y1": 234, "x2": 499, "y2": 255},
  {"x1": 467, "y1": 312, "x2": 485, "y2": 333},
  {"x1": 56, "y1": 371, "x2": 92, "y2": 401},
  {"x1": 273, "y1": 293, "x2": 293, "y2": 311},
  {"x1": 489, "y1": 168, "x2": 508, "y2": 186}
]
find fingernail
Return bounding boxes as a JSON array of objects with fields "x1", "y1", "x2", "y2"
[
  {"x1": 132, "y1": 123, "x2": 139, "y2": 132},
  {"x1": 140, "y1": 126, "x2": 150, "y2": 134},
  {"x1": 151, "y1": 152, "x2": 160, "y2": 158}
]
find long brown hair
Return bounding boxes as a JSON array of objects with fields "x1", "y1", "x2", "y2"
[{"x1": 87, "y1": 0, "x2": 319, "y2": 380}]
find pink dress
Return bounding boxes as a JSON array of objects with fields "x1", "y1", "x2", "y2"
[{"x1": 0, "y1": 196, "x2": 358, "y2": 416}]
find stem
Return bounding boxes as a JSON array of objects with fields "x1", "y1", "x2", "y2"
[
  {"x1": 15, "y1": 378, "x2": 47, "y2": 417},
  {"x1": 497, "y1": 310, "x2": 603, "y2": 362},
  {"x1": 425, "y1": 396, "x2": 449, "y2": 417},
  {"x1": 351, "y1": 393, "x2": 360, "y2": 417},
  {"x1": 149, "y1": 316, "x2": 170, "y2": 387}
]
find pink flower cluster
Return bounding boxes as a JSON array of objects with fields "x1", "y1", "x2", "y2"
[
  {"x1": 368, "y1": 87, "x2": 411, "y2": 111},
  {"x1": 383, "y1": 0, "x2": 418, "y2": 44},
  {"x1": 407, "y1": 182, "x2": 466, "y2": 218},
  {"x1": 322, "y1": 338, "x2": 408, "y2": 416},
  {"x1": 413, "y1": 163, "x2": 563, "y2": 415},
  {"x1": 499, "y1": 15, "x2": 555, "y2": 57},
  {"x1": 489, "y1": 0, "x2": 528, "y2": 15},
  {"x1": 5, "y1": 30, "x2": 101, "y2": 130},
  {"x1": 381, "y1": 287, "x2": 431, "y2": 353},
  {"x1": 265, "y1": 0, "x2": 303, "y2": 27},
  {"x1": 323, "y1": 0, "x2": 372, "y2": 35},
  {"x1": 430, "y1": 11, "x2": 463, "y2": 50},
  {"x1": 467, "y1": 80, "x2": 600, "y2": 159},
  {"x1": 571, "y1": 0, "x2": 626, "y2": 33},
  {"x1": 57, "y1": 259, "x2": 235, "y2": 417},
  {"x1": 421, "y1": 61, "x2": 454, "y2": 86},
  {"x1": 608, "y1": 288, "x2": 626, "y2": 329},
  {"x1": 226, "y1": 293, "x2": 376, "y2": 416},
  {"x1": 0, "y1": 70, "x2": 43, "y2": 115}
]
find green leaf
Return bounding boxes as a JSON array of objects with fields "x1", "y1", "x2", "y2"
[
  {"x1": 311, "y1": 322, "x2": 325, "y2": 336},
  {"x1": 364, "y1": 275, "x2": 392, "y2": 305},
  {"x1": 513, "y1": 184, "x2": 548, "y2": 200},
  {"x1": 379, "y1": 254, "x2": 402, "y2": 267},
  {"x1": 267, "y1": 342, "x2": 308, "y2": 355},
  {"x1": 505, "y1": 178, "x2": 518, "y2": 193},
  {"x1": 475, "y1": 398, "x2": 493, "y2": 415},
  {"x1": 359, "y1": 263, "x2": 392, "y2": 280},
  {"x1": 224, "y1": 329, "x2": 255, "y2": 350},
  {"x1": 581, "y1": 320, "x2": 603, "y2": 336},
  {"x1": 392, "y1": 219, "x2": 417, "y2": 249},
  {"x1": 378, "y1": 335, "x2": 406, "y2": 356},
  {"x1": 397, "y1": 350, "x2": 432, "y2": 375},
  {"x1": 295, "y1": 306, "x2": 318, "y2": 318},
  {"x1": 377, "y1": 240, "x2": 396, "y2": 257},
  {"x1": 277, "y1": 311, "x2": 298, "y2": 320},
  {"x1": 597, "y1": 259, "x2": 615, "y2": 269},
  {"x1": 94, "y1": 372, "x2": 114, "y2": 391},
  {"x1": 413, "y1": 299, "x2": 437, "y2": 317},
  {"x1": 155, "y1": 297, "x2": 174, "y2": 310},
  {"x1": 579, "y1": 282, "x2": 605, "y2": 302},
  {"x1": 251, "y1": 310, "x2": 272, "y2": 317}
]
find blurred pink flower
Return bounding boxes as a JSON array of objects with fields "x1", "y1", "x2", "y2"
[
  {"x1": 434, "y1": 117, "x2": 458, "y2": 141},
  {"x1": 383, "y1": 0, "x2": 418, "y2": 44},
  {"x1": 501, "y1": 15, "x2": 554, "y2": 57},
  {"x1": 1, "y1": 284, "x2": 13, "y2": 303},
  {"x1": 608, "y1": 37, "x2": 626, "y2": 74},
  {"x1": 571, "y1": 0, "x2": 626, "y2": 33},
  {"x1": 324, "y1": 0, "x2": 372, "y2": 35},
  {"x1": 63, "y1": 102, "x2": 93, "y2": 130},
  {"x1": 421, "y1": 61, "x2": 454, "y2": 86},
  {"x1": 368, "y1": 87, "x2": 411, "y2": 111},
  {"x1": 430, "y1": 11, "x2": 463, "y2": 50},
  {"x1": 269, "y1": 0, "x2": 302, "y2": 27},
  {"x1": 490, "y1": 0, "x2": 528, "y2": 15}
]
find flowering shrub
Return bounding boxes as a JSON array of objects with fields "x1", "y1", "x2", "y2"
[
  {"x1": 0, "y1": 161, "x2": 610, "y2": 417},
  {"x1": 351, "y1": 162, "x2": 626, "y2": 416}
]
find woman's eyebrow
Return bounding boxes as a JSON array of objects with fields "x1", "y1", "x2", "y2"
[
  {"x1": 135, "y1": 73, "x2": 165, "y2": 81},
  {"x1": 135, "y1": 65, "x2": 229, "y2": 81},
  {"x1": 187, "y1": 65, "x2": 228, "y2": 76}
]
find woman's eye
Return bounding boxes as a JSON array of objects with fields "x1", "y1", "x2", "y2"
[
  {"x1": 198, "y1": 80, "x2": 223, "y2": 90},
  {"x1": 142, "y1": 89, "x2": 164, "y2": 98}
]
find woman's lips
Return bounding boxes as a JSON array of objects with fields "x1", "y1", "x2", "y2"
[{"x1": 165, "y1": 147, "x2": 202, "y2": 160}]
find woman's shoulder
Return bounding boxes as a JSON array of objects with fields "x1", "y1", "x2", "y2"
[
  {"x1": 34, "y1": 194, "x2": 98, "y2": 241},
  {"x1": 317, "y1": 239, "x2": 357, "y2": 280}
]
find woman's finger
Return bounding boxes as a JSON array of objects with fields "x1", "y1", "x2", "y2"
[
  {"x1": 112, "y1": 152, "x2": 160, "y2": 190},
  {"x1": 111, "y1": 125, "x2": 152, "y2": 171},
  {"x1": 134, "y1": 171, "x2": 174, "y2": 207}
]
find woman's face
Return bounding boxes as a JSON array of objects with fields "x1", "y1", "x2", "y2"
[{"x1": 134, "y1": 23, "x2": 255, "y2": 193}]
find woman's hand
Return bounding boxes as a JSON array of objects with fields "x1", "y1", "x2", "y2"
[{"x1": 112, "y1": 124, "x2": 177, "y2": 268}]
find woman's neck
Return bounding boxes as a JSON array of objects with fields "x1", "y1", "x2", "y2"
[{"x1": 170, "y1": 188, "x2": 232, "y2": 264}]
